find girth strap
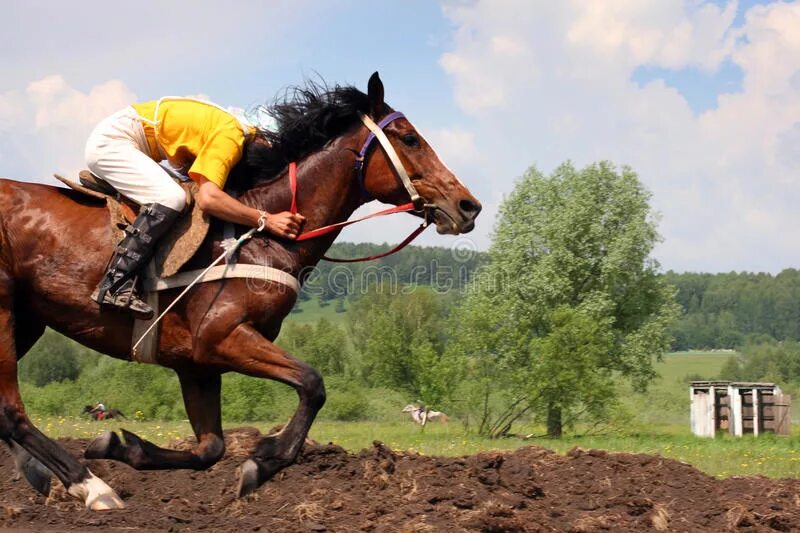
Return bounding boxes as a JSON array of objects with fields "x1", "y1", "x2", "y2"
[{"x1": 143, "y1": 264, "x2": 299, "y2": 293}]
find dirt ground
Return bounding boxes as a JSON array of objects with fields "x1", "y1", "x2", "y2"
[{"x1": 1, "y1": 427, "x2": 798, "y2": 532}]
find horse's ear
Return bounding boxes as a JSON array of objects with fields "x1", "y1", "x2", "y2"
[{"x1": 367, "y1": 71, "x2": 385, "y2": 117}]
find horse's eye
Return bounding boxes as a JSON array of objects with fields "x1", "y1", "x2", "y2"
[{"x1": 401, "y1": 133, "x2": 420, "y2": 147}]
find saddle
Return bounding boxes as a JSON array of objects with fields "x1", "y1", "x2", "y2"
[
  {"x1": 54, "y1": 171, "x2": 297, "y2": 365},
  {"x1": 55, "y1": 171, "x2": 210, "y2": 278}
]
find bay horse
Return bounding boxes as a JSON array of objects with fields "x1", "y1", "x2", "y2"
[{"x1": 0, "y1": 72, "x2": 481, "y2": 510}]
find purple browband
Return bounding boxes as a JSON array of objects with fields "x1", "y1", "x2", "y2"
[{"x1": 354, "y1": 111, "x2": 406, "y2": 201}]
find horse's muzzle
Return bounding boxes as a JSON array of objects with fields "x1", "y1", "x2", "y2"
[{"x1": 432, "y1": 197, "x2": 481, "y2": 235}]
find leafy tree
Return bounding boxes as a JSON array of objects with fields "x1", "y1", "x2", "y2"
[
  {"x1": 18, "y1": 329, "x2": 82, "y2": 386},
  {"x1": 719, "y1": 339, "x2": 800, "y2": 394},
  {"x1": 348, "y1": 286, "x2": 460, "y2": 407},
  {"x1": 450, "y1": 161, "x2": 679, "y2": 437},
  {"x1": 301, "y1": 242, "x2": 487, "y2": 300},
  {"x1": 278, "y1": 319, "x2": 350, "y2": 376},
  {"x1": 664, "y1": 269, "x2": 800, "y2": 349}
]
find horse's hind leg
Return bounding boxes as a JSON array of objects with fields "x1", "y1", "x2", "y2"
[
  {"x1": 0, "y1": 279, "x2": 123, "y2": 509},
  {"x1": 4, "y1": 438, "x2": 52, "y2": 495},
  {"x1": 211, "y1": 323, "x2": 325, "y2": 496},
  {"x1": 85, "y1": 371, "x2": 225, "y2": 470},
  {"x1": 5, "y1": 315, "x2": 51, "y2": 494}
]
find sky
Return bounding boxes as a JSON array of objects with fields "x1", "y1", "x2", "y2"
[{"x1": 1, "y1": 0, "x2": 798, "y2": 274}]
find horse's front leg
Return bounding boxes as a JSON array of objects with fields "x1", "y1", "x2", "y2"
[
  {"x1": 212, "y1": 323, "x2": 325, "y2": 496},
  {"x1": 85, "y1": 372, "x2": 225, "y2": 471}
]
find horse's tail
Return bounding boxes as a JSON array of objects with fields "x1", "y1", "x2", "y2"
[{"x1": 116, "y1": 410, "x2": 126, "y2": 419}]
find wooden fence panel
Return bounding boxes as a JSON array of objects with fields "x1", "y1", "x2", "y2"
[{"x1": 774, "y1": 395, "x2": 791, "y2": 436}]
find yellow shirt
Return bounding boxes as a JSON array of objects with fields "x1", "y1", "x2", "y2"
[{"x1": 132, "y1": 98, "x2": 255, "y2": 188}]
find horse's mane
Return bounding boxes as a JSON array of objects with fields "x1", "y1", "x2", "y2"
[{"x1": 228, "y1": 80, "x2": 370, "y2": 190}]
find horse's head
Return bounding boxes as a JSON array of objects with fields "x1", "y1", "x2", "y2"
[{"x1": 359, "y1": 73, "x2": 481, "y2": 235}]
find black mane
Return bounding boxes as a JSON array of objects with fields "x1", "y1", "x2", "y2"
[{"x1": 228, "y1": 80, "x2": 370, "y2": 190}]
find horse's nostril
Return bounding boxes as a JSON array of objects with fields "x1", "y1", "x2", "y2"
[{"x1": 459, "y1": 198, "x2": 482, "y2": 217}]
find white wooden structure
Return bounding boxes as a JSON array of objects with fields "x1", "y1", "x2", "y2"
[{"x1": 690, "y1": 381, "x2": 791, "y2": 438}]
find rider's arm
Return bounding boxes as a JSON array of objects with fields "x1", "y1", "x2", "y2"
[
  {"x1": 193, "y1": 176, "x2": 305, "y2": 239},
  {"x1": 187, "y1": 121, "x2": 304, "y2": 239}
]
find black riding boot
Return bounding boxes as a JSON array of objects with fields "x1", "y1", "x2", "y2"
[{"x1": 91, "y1": 203, "x2": 181, "y2": 319}]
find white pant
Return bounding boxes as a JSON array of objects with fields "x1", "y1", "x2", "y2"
[{"x1": 84, "y1": 107, "x2": 186, "y2": 212}]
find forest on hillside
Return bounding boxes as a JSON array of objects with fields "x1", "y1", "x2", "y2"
[
  {"x1": 663, "y1": 269, "x2": 800, "y2": 349},
  {"x1": 304, "y1": 244, "x2": 800, "y2": 352}
]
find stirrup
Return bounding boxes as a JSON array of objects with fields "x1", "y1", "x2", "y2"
[{"x1": 91, "y1": 282, "x2": 154, "y2": 320}]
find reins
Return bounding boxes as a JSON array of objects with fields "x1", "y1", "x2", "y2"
[
  {"x1": 287, "y1": 111, "x2": 431, "y2": 262},
  {"x1": 133, "y1": 111, "x2": 429, "y2": 357}
]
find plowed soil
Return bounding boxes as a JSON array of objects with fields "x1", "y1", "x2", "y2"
[{"x1": 1, "y1": 427, "x2": 798, "y2": 532}]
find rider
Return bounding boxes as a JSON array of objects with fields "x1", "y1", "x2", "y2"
[
  {"x1": 85, "y1": 97, "x2": 305, "y2": 319},
  {"x1": 90, "y1": 401, "x2": 107, "y2": 420}
]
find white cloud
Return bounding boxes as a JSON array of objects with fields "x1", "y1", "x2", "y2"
[
  {"x1": 439, "y1": 0, "x2": 800, "y2": 273},
  {"x1": 425, "y1": 127, "x2": 481, "y2": 167},
  {"x1": 0, "y1": 76, "x2": 136, "y2": 182}
]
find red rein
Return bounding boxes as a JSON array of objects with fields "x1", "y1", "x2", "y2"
[{"x1": 286, "y1": 162, "x2": 428, "y2": 262}]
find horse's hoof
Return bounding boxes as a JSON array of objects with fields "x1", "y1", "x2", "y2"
[
  {"x1": 87, "y1": 491, "x2": 126, "y2": 511},
  {"x1": 85, "y1": 430, "x2": 119, "y2": 460},
  {"x1": 237, "y1": 459, "x2": 262, "y2": 497},
  {"x1": 68, "y1": 471, "x2": 125, "y2": 511}
]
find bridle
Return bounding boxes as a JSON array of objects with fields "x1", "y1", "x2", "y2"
[
  {"x1": 287, "y1": 110, "x2": 434, "y2": 262},
  {"x1": 354, "y1": 111, "x2": 423, "y2": 209},
  {"x1": 135, "y1": 111, "x2": 430, "y2": 354}
]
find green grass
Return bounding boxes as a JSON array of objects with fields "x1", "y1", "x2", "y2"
[
  {"x1": 655, "y1": 351, "x2": 735, "y2": 384},
  {"x1": 31, "y1": 416, "x2": 800, "y2": 480},
  {"x1": 628, "y1": 351, "x2": 739, "y2": 426},
  {"x1": 29, "y1": 344, "x2": 798, "y2": 481},
  {"x1": 285, "y1": 298, "x2": 348, "y2": 326}
]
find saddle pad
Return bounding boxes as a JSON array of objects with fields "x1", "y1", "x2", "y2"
[
  {"x1": 55, "y1": 173, "x2": 210, "y2": 278},
  {"x1": 109, "y1": 181, "x2": 210, "y2": 278}
]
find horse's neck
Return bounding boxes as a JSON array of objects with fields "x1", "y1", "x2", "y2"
[{"x1": 240, "y1": 137, "x2": 363, "y2": 271}]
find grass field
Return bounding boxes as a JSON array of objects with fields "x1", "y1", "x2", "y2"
[
  {"x1": 24, "y1": 307, "x2": 800, "y2": 481},
  {"x1": 654, "y1": 350, "x2": 736, "y2": 384},
  {"x1": 627, "y1": 350, "x2": 748, "y2": 425},
  {"x1": 31, "y1": 415, "x2": 800, "y2": 480}
]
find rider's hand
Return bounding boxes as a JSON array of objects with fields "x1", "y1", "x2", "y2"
[{"x1": 264, "y1": 211, "x2": 305, "y2": 239}]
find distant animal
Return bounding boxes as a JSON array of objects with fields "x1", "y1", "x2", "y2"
[
  {"x1": 81, "y1": 405, "x2": 126, "y2": 421},
  {"x1": 402, "y1": 404, "x2": 449, "y2": 426}
]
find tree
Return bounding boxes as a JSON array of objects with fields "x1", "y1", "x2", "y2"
[
  {"x1": 665, "y1": 269, "x2": 800, "y2": 349},
  {"x1": 449, "y1": 161, "x2": 679, "y2": 437},
  {"x1": 278, "y1": 319, "x2": 350, "y2": 376},
  {"x1": 719, "y1": 339, "x2": 800, "y2": 394},
  {"x1": 348, "y1": 286, "x2": 460, "y2": 407},
  {"x1": 18, "y1": 329, "x2": 82, "y2": 386}
]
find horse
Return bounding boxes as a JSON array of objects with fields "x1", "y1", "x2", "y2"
[
  {"x1": 402, "y1": 404, "x2": 449, "y2": 425},
  {"x1": 0, "y1": 72, "x2": 481, "y2": 510},
  {"x1": 80, "y1": 405, "x2": 126, "y2": 421}
]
